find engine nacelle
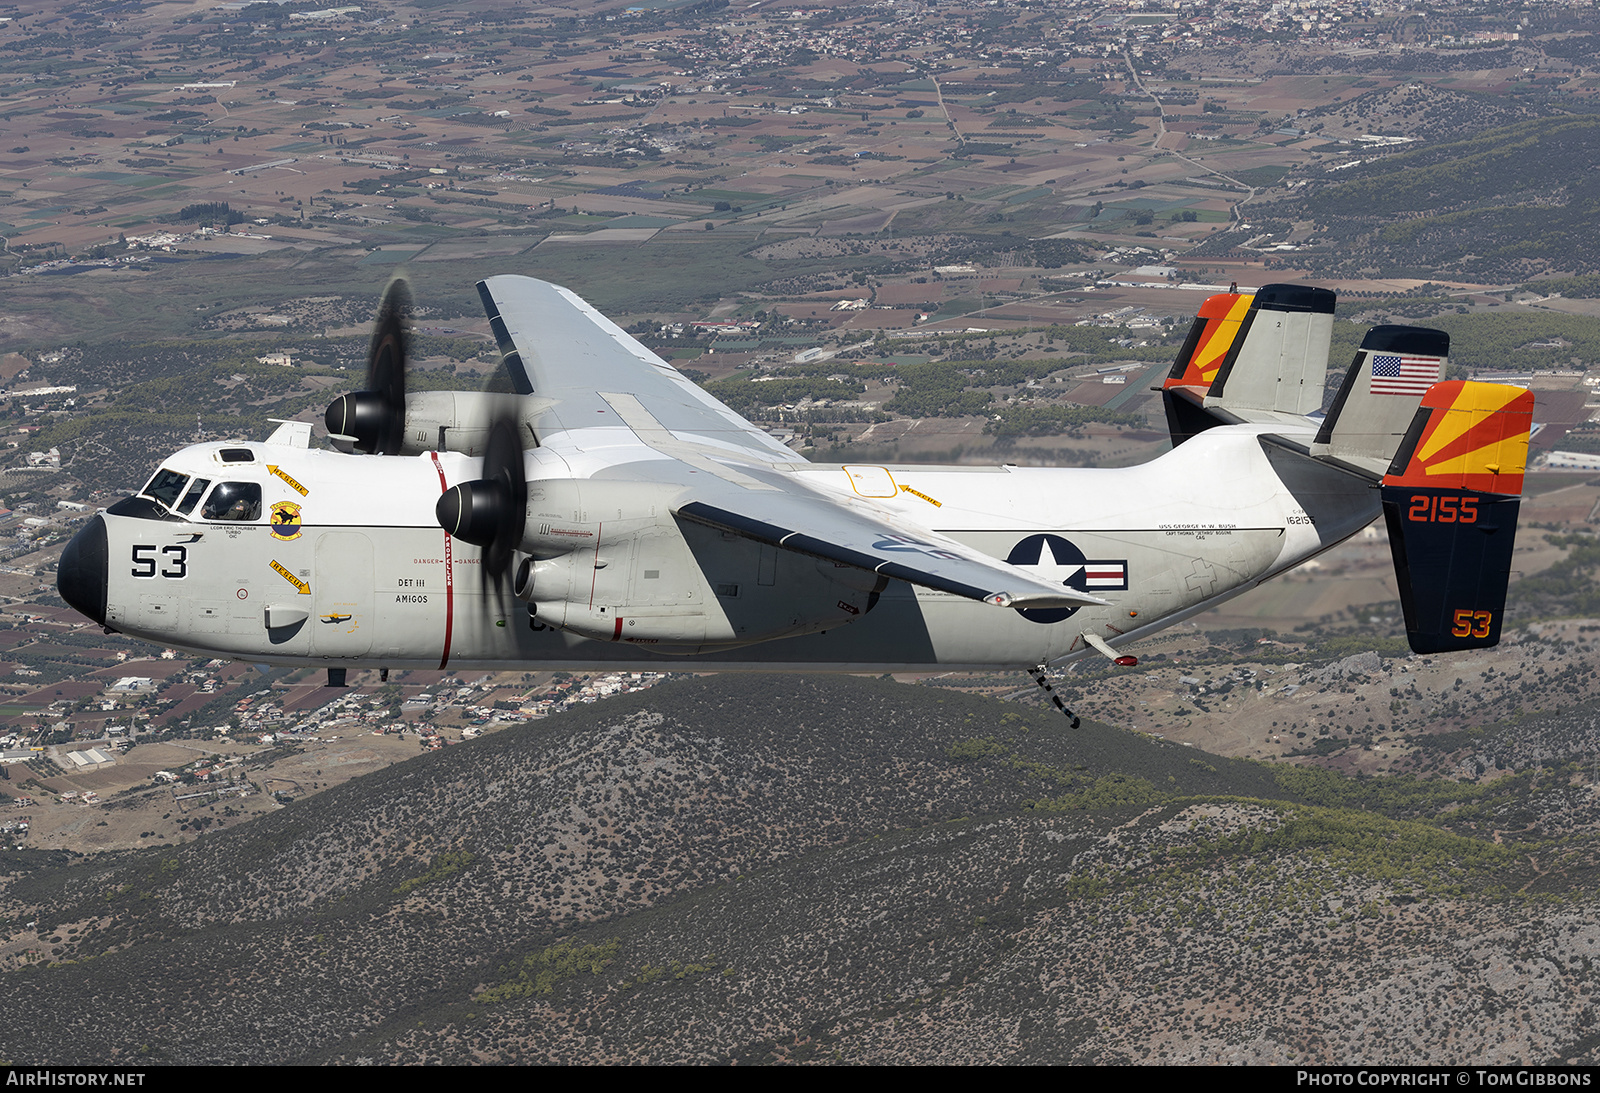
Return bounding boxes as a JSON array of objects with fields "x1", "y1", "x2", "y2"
[
  {"x1": 517, "y1": 479, "x2": 883, "y2": 650},
  {"x1": 328, "y1": 390, "x2": 539, "y2": 457},
  {"x1": 396, "y1": 391, "x2": 517, "y2": 457}
]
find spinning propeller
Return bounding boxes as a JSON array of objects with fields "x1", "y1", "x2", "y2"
[
  {"x1": 324, "y1": 276, "x2": 536, "y2": 598},
  {"x1": 435, "y1": 412, "x2": 529, "y2": 597},
  {"x1": 325, "y1": 277, "x2": 411, "y2": 455}
]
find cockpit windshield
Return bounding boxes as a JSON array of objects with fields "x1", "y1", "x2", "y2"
[
  {"x1": 175, "y1": 477, "x2": 210, "y2": 516},
  {"x1": 139, "y1": 468, "x2": 189, "y2": 510}
]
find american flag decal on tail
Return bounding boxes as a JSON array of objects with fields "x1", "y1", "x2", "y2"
[{"x1": 1369, "y1": 354, "x2": 1442, "y2": 397}]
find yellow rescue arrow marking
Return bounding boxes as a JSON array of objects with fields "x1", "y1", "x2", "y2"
[
  {"x1": 267, "y1": 464, "x2": 309, "y2": 497},
  {"x1": 271, "y1": 560, "x2": 310, "y2": 595},
  {"x1": 899, "y1": 484, "x2": 942, "y2": 508}
]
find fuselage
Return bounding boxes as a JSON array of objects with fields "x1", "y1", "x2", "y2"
[{"x1": 57, "y1": 423, "x2": 1378, "y2": 672}]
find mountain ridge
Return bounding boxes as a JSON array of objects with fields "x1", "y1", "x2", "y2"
[{"x1": 0, "y1": 674, "x2": 1592, "y2": 1065}]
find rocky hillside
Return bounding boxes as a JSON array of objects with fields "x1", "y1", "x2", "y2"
[{"x1": 0, "y1": 675, "x2": 1593, "y2": 1064}]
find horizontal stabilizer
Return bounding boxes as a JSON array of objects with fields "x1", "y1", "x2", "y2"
[{"x1": 1379, "y1": 381, "x2": 1534, "y2": 653}]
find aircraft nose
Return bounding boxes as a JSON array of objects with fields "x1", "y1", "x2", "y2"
[{"x1": 57, "y1": 515, "x2": 108, "y2": 626}]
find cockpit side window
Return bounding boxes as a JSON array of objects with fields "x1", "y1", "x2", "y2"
[
  {"x1": 201, "y1": 481, "x2": 262, "y2": 522},
  {"x1": 175, "y1": 477, "x2": 210, "y2": 516},
  {"x1": 140, "y1": 468, "x2": 190, "y2": 510}
]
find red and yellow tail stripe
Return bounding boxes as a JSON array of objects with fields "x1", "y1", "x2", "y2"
[
  {"x1": 1164, "y1": 292, "x2": 1253, "y2": 391},
  {"x1": 1383, "y1": 380, "x2": 1534, "y2": 496}
]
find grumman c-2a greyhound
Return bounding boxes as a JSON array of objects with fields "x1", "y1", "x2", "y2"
[{"x1": 56, "y1": 277, "x2": 1534, "y2": 725}]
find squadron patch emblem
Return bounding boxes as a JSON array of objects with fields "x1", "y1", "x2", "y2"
[{"x1": 270, "y1": 501, "x2": 303, "y2": 542}]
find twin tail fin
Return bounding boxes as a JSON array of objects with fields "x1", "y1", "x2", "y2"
[
  {"x1": 1162, "y1": 284, "x2": 1336, "y2": 442},
  {"x1": 1379, "y1": 381, "x2": 1534, "y2": 654}
]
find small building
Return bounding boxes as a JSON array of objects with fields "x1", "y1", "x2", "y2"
[{"x1": 65, "y1": 748, "x2": 116, "y2": 769}]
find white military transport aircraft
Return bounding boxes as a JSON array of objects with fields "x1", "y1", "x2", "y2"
[{"x1": 56, "y1": 277, "x2": 1533, "y2": 725}]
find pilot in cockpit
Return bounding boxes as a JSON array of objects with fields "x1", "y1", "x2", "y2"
[{"x1": 201, "y1": 481, "x2": 262, "y2": 522}]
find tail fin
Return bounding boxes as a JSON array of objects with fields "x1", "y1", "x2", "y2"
[
  {"x1": 1205, "y1": 283, "x2": 1336, "y2": 418},
  {"x1": 1161, "y1": 290, "x2": 1254, "y2": 447},
  {"x1": 1163, "y1": 291, "x2": 1254, "y2": 391},
  {"x1": 1379, "y1": 381, "x2": 1534, "y2": 653},
  {"x1": 1312, "y1": 325, "x2": 1449, "y2": 478}
]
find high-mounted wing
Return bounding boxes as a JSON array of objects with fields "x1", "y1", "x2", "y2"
[
  {"x1": 472, "y1": 276, "x2": 1104, "y2": 613},
  {"x1": 477, "y1": 275, "x2": 803, "y2": 464}
]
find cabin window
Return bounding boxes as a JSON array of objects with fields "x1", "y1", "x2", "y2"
[
  {"x1": 139, "y1": 468, "x2": 189, "y2": 510},
  {"x1": 218, "y1": 448, "x2": 256, "y2": 464},
  {"x1": 202, "y1": 481, "x2": 262, "y2": 522}
]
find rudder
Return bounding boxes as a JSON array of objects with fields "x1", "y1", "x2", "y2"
[
  {"x1": 1379, "y1": 381, "x2": 1534, "y2": 653},
  {"x1": 1163, "y1": 291, "x2": 1254, "y2": 391},
  {"x1": 1161, "y1": 290, "x2": 1254, "y2": 447}
]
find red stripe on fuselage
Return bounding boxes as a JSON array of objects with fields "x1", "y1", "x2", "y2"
[{"x1": 429, "y1": 452, "x2": 454, "y2": 670}]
